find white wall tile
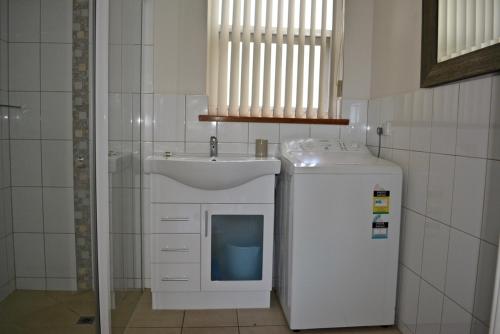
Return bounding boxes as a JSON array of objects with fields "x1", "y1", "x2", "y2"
[
  {"x1": 421, "y1": 218, "x2": 450, "y2": 290},
  {"x1": 44, "y1": 234, "x2": 76, "y2": 278},
  {"x1": 398, "y1": 265, "x2": 420, "y2": 332},
  {"x1": 108, "y1": 93, "x2": 122, "y2": 141},
  {"x1": 217, "y1": 122, "x2": 249, "y2": 143},
  {"x1": 400, "y1": 209, "x2": 425, "y2": 274},
  {"x1": 310, "y1": 125, "x2": 340, "y2": 139},
  {"x1": 9, "y1": 43, "x2": 40, "y2": 91},
  {"x1": 471, "y1": 318, "x2": 488, "y2": 334},
  {"x1": 185, "y1": 95, "x2": 216, "y2": 142},
  {"x1": 367, "y1": 99, "x2": 381, "y2": 146},
  {"x1": 410, "y1": 89, "x2": 433, "y2": 152},
  {"x1": 473, "y1": 241, "x2": 497, "y2": 324},
  {"x1": 482, "y1": 159, "x2": 500, "y2": 245},
  {"x1": 451, "y1": 157, "x2": 486, "y2": 237},
  {"x1": 0, "y1": 237, "x2": 8, "y2": 286},
  {"x1": 340, "y1": 99, "x2": 368, "y2": 144},
  {"x1": 391, "y1": 149, "x2": 410, "y2": 206},
  {"x1": 141, "y1": 93, "x2": 154, "y2": 142},
  {"x1": 0, "y1": 141, "x2": 10, "y2": 188},
  {"x1": 14, "y1": 233, "x2": 45, "y2": 277},
  {"x1": 109, "y1": 0, "x2": 122, "y2": 44},
  {"x1": 445, "y1": 228, "x2": 480, "y2": 312},
  {"x1": 489, "y1": 76, "x2": 500, "y2": 160},
  {"x1": 142, "y1": 45, "x2": 154, "y2": 94},
  {"x1": 279, "y1": 124, "x2": 310, "y2": 142},
  {"x1": 122, "y1": 45, "x2": 141, "y2": 93},
  {"x1": 9, "y1": 92, "x2": 41, "y2": 139},
  {"x1": 16, "y1": 277, "x2": 45, "y2": 290},
  {"x1": 122, "y1": 0, "x2": 142, "y2": 45},
  {"x1": 379, "y1": 96, "x2": 396, "y2": 149},
  {"x1": 416, "y1": 280, "x2": 443, "y2": 334},
  {"x1": 218, "y1": 143, "x2": 248, "y2": 154},
  {"x1": 249, "y1": 123, "x2": 280, "y2": 144},
  {"x1": 154, "y1": 95, "x2": 185, "y2": 142},
  {"x1": 456, "y1": 77, "x2": 492, "y2": 158},
  {"x1": 41, "y1": 0, "x2": 72, "y2": 43},
  {"x1": 153, "y1": 141, "x2": 184, "y2": 154},
  {"x1": 41, "y1": 43, "x2": 72, "y2": 92},
  {"x1": 9, "y1": 0, "x2": 40, "y2": 42},
  {"x1": 0, "y1": 0, "x2": 7, "y2": 41},
  {"x1": 12, "y1": 187, "x2": 43, "y2": 233},
  {"x1": 46, "y1": 278, "x2": 77, "y2": 291},
  {"x1": 431, "y1": 83, "x2": 459, "y2": 155},
  {"x1": 108, "y1": 45, "x2": 122, "y2": 93},
  {"x1": 0, "y1": 41, "x2": 7, "y2": 91},
  {"x1": 42, "y1": 140, "x2": 73, "y2": 187},
  {"x1": 426, "y1": 154, "x2": 455, "y2": 225},
  {"x1": 391, "y1": 93, "x2": 412, "y2": 150},
  {"x1": 43, "y1": 187, "x2": 75, "y2": 234},
  {"x1": 11, "y1": 140, "x2": 42, "y2": 186},
  {"x1": 185, "y1": 142, "x2": 208, "y2": 154},
  {"x1": 142, "y1": 0, "x2": 155, "y2": 45},
  {"x1": 441, "y1": 297, "x2": 472, "y2": 334},
  {"x1": 407, "y1": 151, "x2": 430, "y2": 215},
  {"x1": 41, "y1": 92, "x2": 72, "y2": 140}
]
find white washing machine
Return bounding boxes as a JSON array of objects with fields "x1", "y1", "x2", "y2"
[{"x1": 275, "y1": 138, "x2": 402, "y2": 330}]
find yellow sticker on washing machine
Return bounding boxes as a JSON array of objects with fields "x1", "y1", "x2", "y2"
[{"x1": 373, "y1": 190, "x2": 390, "y2": 214}]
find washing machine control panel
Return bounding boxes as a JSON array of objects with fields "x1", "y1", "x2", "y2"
[{"x1": 283, "y1": 138, "x2": 364, "y2": 153}]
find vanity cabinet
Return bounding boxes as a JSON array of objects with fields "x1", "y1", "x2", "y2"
[{"x1": 148, "y1": 173, "x2": 276, "y2": 309}]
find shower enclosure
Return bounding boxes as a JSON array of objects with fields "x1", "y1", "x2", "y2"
[{"x1": 0, "y1": 0, "x2": 144, "y2": 333}]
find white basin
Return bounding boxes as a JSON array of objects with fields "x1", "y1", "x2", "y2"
[{"x1": 146, "y1": 154, "x2": 281, "y2": 190}]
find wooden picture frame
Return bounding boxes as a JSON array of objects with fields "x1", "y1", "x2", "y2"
[{"x1": 421, "y1": 0, "x2": 500, "y2": 88}]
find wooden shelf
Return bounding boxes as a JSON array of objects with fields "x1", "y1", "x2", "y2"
[{"x1": 198, "y1": 115, "x2": 350, "y2": 125}]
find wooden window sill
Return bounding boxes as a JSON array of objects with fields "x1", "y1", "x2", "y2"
[{"x1": 198, "y1": 115, "x2": 350, "y2": 125}]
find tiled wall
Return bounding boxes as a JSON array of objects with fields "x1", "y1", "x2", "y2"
[
  {"x1": 0, "y1": 0, "x2": 15, "y2": 302},
  {"x1": 366, "y1": 75, "x2": 500, "y2": 334},
  {"x1": 8, "y1": 0, "x2": 76, "y2": 291}
]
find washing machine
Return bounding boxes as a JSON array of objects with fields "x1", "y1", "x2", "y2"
[{"x1": 275, "y1": 138, "x2": 402, "y2": 330}]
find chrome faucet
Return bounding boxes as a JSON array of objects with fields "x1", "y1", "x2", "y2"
[{"x1": 210, "y1": 136, "x2": 218, "y2": 157}]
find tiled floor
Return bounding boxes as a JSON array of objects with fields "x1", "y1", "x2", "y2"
[{"x1": 0, "y1": 290, "x2": 401, "y2": 334}]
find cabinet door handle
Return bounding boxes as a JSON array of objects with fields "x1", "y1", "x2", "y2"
[
  {"x1": 160, "y1": 247, "x2": 189, "y2": 252},
  {"x1": 161, "y1": 276, "x2": 189, "y2": 282},
  {"x1": 204, "y1": 210, "x2": 208, "y2": 238},
  {"x1": 160, "y1": 217, "x2": 189, "y2": 222}
]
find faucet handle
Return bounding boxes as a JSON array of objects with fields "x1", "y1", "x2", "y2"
[{"x1": 210, "y1": 136, "x2": 217, "y2": 142}]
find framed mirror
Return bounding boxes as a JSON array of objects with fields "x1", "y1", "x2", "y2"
[{"x1": 421, "y1": 0, "x2": 500, "y2": 87}]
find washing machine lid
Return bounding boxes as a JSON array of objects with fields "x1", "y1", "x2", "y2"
[{"x1": 280, "y1": 138, "x2": 402, "y2": 174}]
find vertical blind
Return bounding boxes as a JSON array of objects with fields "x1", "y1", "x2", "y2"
[
  {"x1": 207, "y1": 0, "x2": 345, "y2": 119},
  {"x1": 438, "y1": 0, "x2": 500, "y2": 62}
]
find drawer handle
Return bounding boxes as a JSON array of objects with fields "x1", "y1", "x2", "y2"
[
  {"x1": 160, "y1": 247, "x2": 189, "y2": 252},
  {"x1": 160, "y1": 217, "x2": 190, "y2": 222},
  {"x1": 161, "y1": 276, "x2": 189, "y2": 282}
]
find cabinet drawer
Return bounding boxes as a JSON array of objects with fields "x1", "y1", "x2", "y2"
[
  {"x1": 151, "y1": 234, "x2": 200, "y2": 263},
  {"x1": 151, "y1": 204, "x2": 200, "y2": 233},
  {"x1": 152, "y1": 263, "x2": 200, "y2": 292}
]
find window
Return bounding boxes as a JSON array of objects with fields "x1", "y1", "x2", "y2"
[{"x1": 206, "y1": 0, "x2": 345, "y2": 121}]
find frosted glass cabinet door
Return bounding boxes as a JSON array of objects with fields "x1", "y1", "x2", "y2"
[{"x1": 201, "y1": 204, "x2": 274, "y2": 291}]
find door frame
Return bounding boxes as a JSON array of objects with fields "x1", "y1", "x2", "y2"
[{"x1": 94, "y1": 0, "x2": 111, "y2": 332}]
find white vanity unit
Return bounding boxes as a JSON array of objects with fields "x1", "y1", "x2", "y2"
[{"x1": 146, "y1": 154, "x2": 281, "y2": 309}]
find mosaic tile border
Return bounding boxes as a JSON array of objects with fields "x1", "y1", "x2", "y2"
[{"x1": 73, "y1": 0, "x2": 92, "y2": 291}]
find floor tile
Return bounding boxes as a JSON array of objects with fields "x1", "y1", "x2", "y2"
[
  {"x1": 124, "y1": 328, "x2": 181, "y2": 334},
  {"x1": 128, "y1": 302, "x2": 184, "y2": 328},
  {"x1": 183, "y1": 309, "x2": 237, "y2": 327},
  {"x1": 237, "y1": 295, "x2": 286, "y2": 326},
  {"x1": 181, "y1": 327, "x2": 239, "y2": 334},
  {"x1": 239, "y1": 326, "x2": 293, "y2": 334}
]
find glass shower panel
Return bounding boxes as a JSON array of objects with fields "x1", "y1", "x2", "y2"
[
  {"x1": 108, "y1": 0, "x2": 143, "y2": 332},
  {"x1": 211, "y1": 215, "x2": 264, "y2": 281},
  {"x1": 0, "y1": 0, "x2": 98, "y2": 332}
]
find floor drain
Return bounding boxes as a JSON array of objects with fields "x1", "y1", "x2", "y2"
[{"x1": 76, "y1": 316, "x2": 95, "y2": 325}]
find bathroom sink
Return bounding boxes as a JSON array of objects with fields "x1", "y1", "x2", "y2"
[{"x1": 146, "y1": 154, "x2": 281, "y2": 190}]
